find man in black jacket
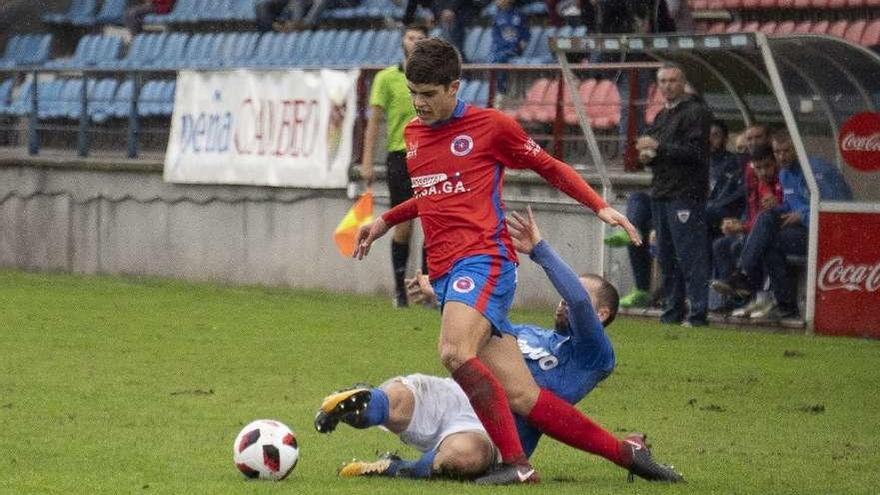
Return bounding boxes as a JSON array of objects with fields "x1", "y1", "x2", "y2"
[{"x1": 636, "y1": 63, "x2": 712, "y2": 327}]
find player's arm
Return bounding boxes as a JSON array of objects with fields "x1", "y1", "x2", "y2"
[
  {"x1": 494, "y1": 114, "x2": 641, "y2": 245},
  {"x1": 353, "y1": 198, "x2": 419, "y2": 259},
  {"x1": 360, "y1": 105, "x2": 384, "y2": 185},
  {"x1": 508, "y1": 208, "x2": 609, "y2": 350}
]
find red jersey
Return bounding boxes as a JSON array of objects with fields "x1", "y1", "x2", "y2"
[
  {"x1": 382, "y1": 101, "x2": 606, "y2": 280},
  {"x1": 744, "y1": 163, "x2": 782, "y2": 232}
]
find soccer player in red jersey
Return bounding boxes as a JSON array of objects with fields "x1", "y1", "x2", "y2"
[{"x1": 353, "y1": 38, "x2": 642, "y2": 484}]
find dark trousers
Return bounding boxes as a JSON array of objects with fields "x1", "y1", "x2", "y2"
[
  {"x1": 652, "y1": 198, "x2": 709, "y2": 324},
  {"x1": 125, "y1": 3, "x2": 157, "y2": 34},
  {"x1": 739, "y1": 210, "x2": 806, "y2": 311},
  {"x1": 255, "y1": 0, "x2": 287, "y2": 32},
  {"x1": 626, "y1": 192, "x2": 653, "y2": 292},
  {"x1": 712, "y1": 234, "x2": 743, "y2": 281}
]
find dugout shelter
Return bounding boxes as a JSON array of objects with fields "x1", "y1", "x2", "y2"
[{"x1": 551, "y1": 32, "x2": 880, "y2": 337}]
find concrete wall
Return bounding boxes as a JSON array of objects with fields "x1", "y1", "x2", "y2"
[{"x1": 0, "y1": 157, "x2": 649, "y2": 308}]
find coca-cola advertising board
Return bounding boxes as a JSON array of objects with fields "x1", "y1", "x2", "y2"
[{"x1": 815, "y1": 210, "x2": 880, "y2": 338}]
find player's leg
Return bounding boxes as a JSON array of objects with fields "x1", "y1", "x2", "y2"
[
  {"x1": 387, "y1": 150, "x2": 414, "y2": 307},
  {"x1": 315, "y1": 378, "x2": 417, "y2": 434},
  {"x1": 480, "y1": 334, "x2": 683, "y2": 482},
  {"x1": 434, "y1": 432, "x2": 496, "y2": 478}
]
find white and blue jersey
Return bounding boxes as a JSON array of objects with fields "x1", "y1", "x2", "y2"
[{"x1": 509, "y1": 240, "x2": 616, "y2": 456}]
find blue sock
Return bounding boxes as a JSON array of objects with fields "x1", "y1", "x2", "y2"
[
  {"x1": 387, "y1": 448, "x2": 438, "y2": 479},
  {"x1": 357, "y1": 388, "x2": 389, "y2": 427}
]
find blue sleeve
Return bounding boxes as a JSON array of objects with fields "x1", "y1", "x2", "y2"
[
  {"x1": 812, "y1": 158, "x2": 853, "y2": 202},
  {"x1": 529, "y1": 240, "x2": 612, "y2": 357}
]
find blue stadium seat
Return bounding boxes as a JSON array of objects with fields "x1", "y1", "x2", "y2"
[
  {"x1": 113, "y1": 33, "x2": 169, "y2": 69},
  {"x1": 160, "y1": 80, "x2": 176, "y2": 115},
  {"x1": 96, "y1": 0, "x2": 128, "y2": 25},
  {"x1": 64, "y1": 79, "x2": 100, "y2": 119},
  {"x1": 7, "y1": 79, "x2": 33, "y2": 116},
  {"x1": 236, "y1": 0, "x2": 258, "y2": 21},
  {"x1": 110, "y1": 79, "x2": 133, "y2": 118},
  {"x1": 0, "y1": 34, "x2": 53, "y2": 68},
  {"x1": 89, "y1": 78, "x2": 119, "y2": 123},
  {"x1": 0, "y1": 78, "x2": 15, "y2": 115},
  {"x1": 299, "y1": 30, "x2": 333, "y2": 66},
  {"x1": 325, "y1": 30, "x2": 353, "y2": 67},
  {"x1": 36, "y1": 79, "x2": 66, "y2": 120},
  {"x1": 46, "y1": 35, "x2": 122, "y2": 69},
  {"x1": 223, "y1": 32, "x2": 260, "y2": 67},
  {"x1": 366, "y1": 29, "x2": 395, "y2": 65},
  {"x1": 350, "y1": 29, "x2": 376, "y2": 64},
  {"x1": 512, "y1": 26, "x2": 551, "y2": 64},
  {"x1": 336, "y1": 30, "x2": 364, "y2": 66},
  {"x1": 147, "y1": 32, "x2": 190, "y2": 69},
  {"x1": 42, "y1": 0, "x2": 98, "y2": 26}
]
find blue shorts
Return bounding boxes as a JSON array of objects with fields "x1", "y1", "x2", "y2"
[{"x1": 431, "y1": 255, "x2": 517, "y2": 336}]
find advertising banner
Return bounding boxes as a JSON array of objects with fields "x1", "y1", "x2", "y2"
[{"x1": 164, "y1": 69, "x2": 359, "y2": 188}]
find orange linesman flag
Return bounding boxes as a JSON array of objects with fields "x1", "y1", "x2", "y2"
[{"x1": 333, "y1": 190, "x2": 374, "y2": 257}]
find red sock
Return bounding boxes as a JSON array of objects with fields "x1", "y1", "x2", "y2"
[
  {"x1": 526, "y1": 389, "x2": 628, "y2": 467},
  {"x1": 452, "y1": 357, "x2": 527, "y2": 465}
]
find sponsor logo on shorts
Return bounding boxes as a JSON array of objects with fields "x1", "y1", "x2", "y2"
[
  {"x1": 450, "y1": 135, "x2": 474, "y2": 156},
  {"x1": 452, "y1": 276, "x2": 476, "y2": 293}
]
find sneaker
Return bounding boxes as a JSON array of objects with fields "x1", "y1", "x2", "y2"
[
  {"x1": 604, "y1": 230, "x2": 632, "y2": 248},
  {"x1": 623, "y1": 433, "x2": 684, "y2": 483},
  {"x1": 314, "y1": 386, "x2": 372, "y2": 433},
  {"x1": 392, "y1": 291, "x2": 408, "y2": 308},
  {"x1": 620, "y1": 289, "x2": 651, "y2": 308},
  {"x1": 753, "y1": 303, "x2": 799, "y2": 321},
  {"x1": 338, "y1": 452, "x2": 401, "y2": 478},
  {"x1": 710, "y1": 272, "x2": 752, "y2": 299},
  {"x1": 474, "y1": 463, "x2": 540, "y2": 485},
  {"x1": 731, "y1": 297, "x2": 770, "y2": 318}
]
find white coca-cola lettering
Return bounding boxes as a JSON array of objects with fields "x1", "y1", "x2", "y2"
[
  {"x1": 840, "y1": 132, "x2": 880, "y2": 152},
  {"x1": 817, "y1": 256, "x2": 880, "y2": 292}
]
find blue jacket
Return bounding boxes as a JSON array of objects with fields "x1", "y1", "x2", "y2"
[
  {"x1": 707, "y1": 150, "x2": 746, "y2": 214},
  {"x1": 778, "y1": 157, "x2": 853, "y2": 226},
  {"x1": 491, "y1": 7, "x2": 530, "y2": 62}
]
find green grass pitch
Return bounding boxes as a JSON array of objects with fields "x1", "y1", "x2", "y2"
[{"x1": 1, "y1": 269, "x2": 879, "y2": 494}]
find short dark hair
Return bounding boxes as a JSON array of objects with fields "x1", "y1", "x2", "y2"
[
  {"x1": 658, "y1": 62, "x2": 687, "y2": 81},
  {"x1": 581, "y1": 273, "x2": 619, "y2": 328},
  {"x1": 711, "y1": 119, "x2": 729, "y2": 137},
  {"x1": 405, "y1": 37, "x2": 461, "y2": 87},
  {"x1": 403, "y1": 22, "x2": 430, "y2": 38},
  {"x1": 771, "y1": 128, "x2": 792, "y2": 144},
  {"x1": 751, "y1": 144, "x2": 774, "y2": 162}
]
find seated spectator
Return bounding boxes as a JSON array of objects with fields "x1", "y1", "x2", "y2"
[
  {"x1": 491, "y1": 0, "x2": 529, "y2": 94},
  {"x1": 404, "y1": 0, "x2": 477, "y2": 60},
  {"x1": 256, "y1": 0, "x2": 335, "y2": 32},
  {"x1": 706, "y1": 119, "x2": 745, "y2": 240},
  {"x1": 255, "y1": 0, "x2": 287, "y2": 32},
  {"x1": 733, "y1": 132, "x2": 748, "y2": 155},
  {"x1": 713, "y1": 130, "x2": 853, "y2": 320},
  {"x1": 709, "y1": 145, "x2": 782, "y2": 315},
  {"x1": 125, "y1": 0, "x2": 175, "y2": 35},
  {"x1": 604, "y1": 191, "x2": 655, "y2": 308}
]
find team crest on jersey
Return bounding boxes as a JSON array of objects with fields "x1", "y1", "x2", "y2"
[
  {"x1": 406, "y1": 140, "x2": 418, "y2": 159},
  {"x1": 450, "y1": 135, "x2": 474, "y2": 156},
  {"x1": 676, "y1": 209, "x2": 691, "y2": 223},
  {"x1": 452, "y1": 276, "x2": 476, "y2": 293}
]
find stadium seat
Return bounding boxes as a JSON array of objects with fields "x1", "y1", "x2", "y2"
[
  {"x1": 47, "y1": 35, "x2": 123, "y2": 69},
  {"x1": 827, "y1": 20, "x2": 849, "y2": 39},
  {"x1": 36, "y1": 79, "x2": 66, "y2": 120},
  {"x1": 844, "y1": 20, "x2": 867, "y2": 45},
  {"x1": 775, "y1": 21, "x2": 796, "y2": 35},
  {"x1": 109, "y1": 79, "x2": 133, "y2": 118},
  {"x1": 114, "y1": 33, "x2": 169, "y2": 69},
  {"x1": 535, "y1": 79, "x2": 562, "y2": 124},
  {"x1": 515, "y1": 77, "x2": 552, "y2": 122},
  {"x1": 350, "y1": 29, "x2": 377, "y2": 65},
  {"x1": 95, "y1": 0, "x2": 127, "y2": 25},
  {"x1": 42, "y1": 0, "x2": 97, "y2": 26},
  {"x1": 758, "y1": 0, "x2": 777, "y2": 7},
  {"x1": 810, "y1": 20, "x2": 830, "y2": 35},
  {"x1": 759, "y1": 21, "x2": 778, "y2": 35},
  {"x1": 793, "y1": 0, "x2": 811, "y2": 7},
  {"x1": 828, "y1": 0, "x2": 847, "y2": 7},
  {"x1": 644, "y1": 83, "x2": 665, "y2": 126},
  {"x1": 161, "y1": 81, "x2": 176, "y2": 115},
  {"x1": 741, "y1": 21, "x2": 760, "y2": 33},
  {"x1": 65, "y1": 79, "x2": 101, "y2": 119},
  {"x1": 138, "y1": 80, "x2": 163, "y2": 117},
  {"x1": 89, "y1": 78, "x2": 119, "y2": 123},
  {"x1": 587, "y1": 79, "x2": 621, "y2": 129},
  {"x1": 149, "y1": 32, "x2": 190, "y2": 69},
  {"x1": 0, "y1": 34, "x2": 53, "y2": 68},
  {"x1": 563, "y1": 79, "x2": 594, "y2": 126},
  {"x1": 463, "y1": 26, "x2": 485, "y2": 63},
  {"x1": 724, "y1": 20, "x2": 743, "y2": 33},
  {"x1": 0, "y1": 78, "x2": 15, "y2": 115},
  {"x1": 792, "y1": 21, "x2": 813, "y2": 33},
  {"x1": 862, "y1": 19, "x2": 880, "y2": 46}
]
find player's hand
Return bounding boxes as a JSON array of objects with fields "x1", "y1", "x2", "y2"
[
  {"x1": 760, "y1": 194, "x2": 777, "y2": 210},
  {"x1": 406, "y1": 274, "x2": 437, "y2": 307},
  {"x1": 597, "y1": 206, "x2": 642, "y2": 246},
  {"x1": 507, "y1": 205, "x2": 542, "y2": 255},
  {"x1": 636, "y1": 135, "x2": 659, "y2": 151},
  {"x1": 352, "y1": 218, "x2": 389, "y2": 259}
]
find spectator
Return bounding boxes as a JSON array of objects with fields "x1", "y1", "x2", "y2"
[
  {"x1": 636, "y1": 63, "x2": 712, "y2": 327},
  {"x1": 404, "y1": 0, "x2": 478, "y2": 60},
  {"x1": 714, "y1": 130, "x2": 853, "y2": 320},
  {"x1": 604, "y1": 191, "x2": 655, "y2": 308},
  {"x1": 255, "y1": 0, "x2": 335, "y2": 32},
  {"x1": 125, "y1": 0, "x2": 175, "y2": 35},
  {"x1": 733, "y1": 132, "x2": 748, "y2": 155},
  {"x1": 490, "y1": 0, "x2": 530, "y2": 94},
  {"x1": 360, "y1": 24, "x2": 429, "y2": 307},
  {"x1": 706, "y1": 120, "x2": 745, "y2": 240},
  {"x1": 709, "y1": 144, "x2": 781, "y2": 315}
]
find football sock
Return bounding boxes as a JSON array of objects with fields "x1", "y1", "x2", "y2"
[
  {"x1": 357, "y1": 388, "x2": 389, "y2": 428},
  {"x1": 388, "y1": 448, "x2": 437, "y2": 479},
  {"x1": 526, "y1": 388, "x2": 628, "y2": 467},
  {"x1": 452, "y1": 357, "x2": 528, "y2": 466},
  {"x1": 391, "y1": 240, "x2": 410, "y2": 298}
]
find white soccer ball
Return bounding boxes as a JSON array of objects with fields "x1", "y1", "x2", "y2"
[{"x1": 233, "y1": 419, "x2": 300, "y2": 480}]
